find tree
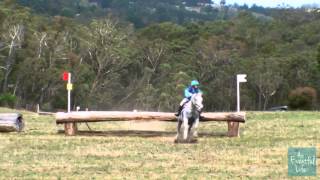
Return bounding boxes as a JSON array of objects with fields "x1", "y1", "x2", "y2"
[
  {"x1": 16, "y1": 16, "x2": 74, "y2": 107},
  {"x1": 83, "y1": 19, "x2": 132, "y2": 108},
  {"x1": 220, "y1": 0, "x2": 226, "y2": 6},
  {"x1": 1, "y1": 24, "x2": 24, "y2": 92},
  {"x1": 0, "y1": 3, "x2": 31, "y2": 93},
  {"x1": 245, "y1": 57, "x2": 283, "y2": 110}
]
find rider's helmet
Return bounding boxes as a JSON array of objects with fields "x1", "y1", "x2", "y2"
[{"x1": 191, "y1": 80, "x2": 200, "y2": 86}]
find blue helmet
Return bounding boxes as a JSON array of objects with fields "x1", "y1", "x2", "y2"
[{"x1": 191, "y1": 80, "x2": 199, "y2": 86}]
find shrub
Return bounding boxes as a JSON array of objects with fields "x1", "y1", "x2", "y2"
[
  {"x1": 288, "y1": 87, "x2": 317, "y2": 110},
  {"x1": 0, "y1": 93, "x2": 17, "y2": 108}
]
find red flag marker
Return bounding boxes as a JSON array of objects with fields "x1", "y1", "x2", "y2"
[{"x1": 62, "y1": 71, "x2": 69, "y2": 81}]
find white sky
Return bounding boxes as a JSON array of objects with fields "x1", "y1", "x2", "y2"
[{"x1": 225, "y1": 0, "x2": 319, "y2": 7}]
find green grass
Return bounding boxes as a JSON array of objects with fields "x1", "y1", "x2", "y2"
[{"x1": 0, "y1": 108, "x2": 319, "y2": 179}]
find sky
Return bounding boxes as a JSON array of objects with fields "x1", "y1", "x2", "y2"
[{"x1": 225, "y1": 0, "x2": 319, "y2": 8}]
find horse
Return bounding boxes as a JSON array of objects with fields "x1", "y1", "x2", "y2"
[{"x1": 174, "y1": 93, "x2": 203, "y2": 143}]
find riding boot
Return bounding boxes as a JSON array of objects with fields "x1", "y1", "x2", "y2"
[
  {"x1": 175, "y1": 105, "x2": 183, "y2": 117},
  {"x1": 199, "y1": 111, "x2": 205, "y2": 121}
]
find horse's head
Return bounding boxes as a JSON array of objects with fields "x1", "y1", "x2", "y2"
[{"x1": 191, "y1": 93, "x2": 203, "y2": 112}]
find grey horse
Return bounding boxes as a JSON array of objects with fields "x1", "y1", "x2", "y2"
[{"x1": 175, "y1": 93, "x2": 203, "y2": 143}]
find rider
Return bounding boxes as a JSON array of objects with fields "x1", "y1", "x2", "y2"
[{"x1": 175, "y1": 80, "x2": 202, "y2": 117}]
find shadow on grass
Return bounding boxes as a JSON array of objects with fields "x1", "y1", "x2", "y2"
[{"x1": 57, "y1": 130, "x2": 227, "y2": 138}]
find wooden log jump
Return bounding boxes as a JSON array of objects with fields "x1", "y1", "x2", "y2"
[
  {"x1": 0, "y1": 113, "x2": 24, "y2": 132},
  {"x1": 56, "y1": 111, "x2": 245, "y2": 137}
]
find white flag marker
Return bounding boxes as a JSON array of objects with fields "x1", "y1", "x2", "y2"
[{"x1": 237, "y1": 74, "x2": 247, "y2": 112}]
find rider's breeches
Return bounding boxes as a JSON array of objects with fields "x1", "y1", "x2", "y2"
[{"x1": 179, "y1": 98, "x2": 189, "y2": 106}]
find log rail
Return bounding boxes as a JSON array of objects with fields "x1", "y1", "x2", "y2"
[{"x1": 56, "y1": 111, "x2": 246, "y2": 137}]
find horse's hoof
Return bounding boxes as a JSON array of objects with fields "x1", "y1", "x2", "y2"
[
  {"x1": 189, "y1": 138, "x2": 198, "y2": 143},
  {"x1": 193, "y1": 132, "x2": 198, "y2": 138},
  {"x1": 174, "y1": 139, "x2": 179, "y2": 143},
  {"x1": 193, "y1": 135, "x2": 198, "y2": 138}
]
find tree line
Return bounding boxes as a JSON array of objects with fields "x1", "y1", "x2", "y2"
[{"x1": 1, "y1": 1, "x2": 320, "y2": 111}]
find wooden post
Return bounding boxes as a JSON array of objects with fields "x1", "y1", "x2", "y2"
[
  {"x1": 64, "y1": 122, "x2": 77, "y2": 136},
  {"x1": 227, "y1": 122, "x2": 231, "y2": 133},
  {"x1": 227, "y1": 122, "x2": 239, "y2": 137},
  {"x1": 37, "y1": 104, "x2": 40, "y2": 114}
]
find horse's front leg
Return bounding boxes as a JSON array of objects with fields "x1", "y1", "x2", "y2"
[
  {"x1": 183, "y1": 117, "x2": 189, "y2": 141},
  {"x1": 174, "y1": 120, "x2": 182, "y2": 142},
  {"x1": 192, "y1": 117, "x2": 199, "y2": 138},
  {"x1": 187, "y1": 122, "x2": 193, "y2": 142}
]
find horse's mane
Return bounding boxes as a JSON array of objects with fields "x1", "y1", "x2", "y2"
[{"x1": 183, "y1": 93, "x2": 203, "y2": 112}]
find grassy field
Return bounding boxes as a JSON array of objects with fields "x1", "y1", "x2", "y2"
[{"x1": 0, "y1": 108, "x2": 319, "y2": 179}]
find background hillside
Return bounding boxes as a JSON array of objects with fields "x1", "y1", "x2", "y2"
[
  {"x1": 1, "y1": 0, "x2": 320, "y2": 111},
  {"x1": 16, "y1": 0, "x2": 279, "y2": 27}
]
